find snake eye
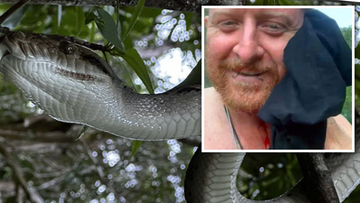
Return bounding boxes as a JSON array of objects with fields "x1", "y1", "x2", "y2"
[{"x1": 59, "y1": 41, "x2": 76, "y2": 54}]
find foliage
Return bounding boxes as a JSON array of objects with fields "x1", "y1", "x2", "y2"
[
  {"x1": 355, "y1": 7, "x2": 360, "y2": 113},
  {"x1": 341, "y1": 26, "x2": 352, "y2": 48},
  {"x1": 340, "y1": 25, "x2": 352, "y2": 123},
  {"x1": 239, "y1": 153, "x2": 302, "y2": 200}
]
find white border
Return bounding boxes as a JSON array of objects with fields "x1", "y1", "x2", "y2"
[
  {"x1": 201, "y1": 5, "x2": 355, "y2": 153},
  {"x1": 340, "y1": 0, "x2": 360, "y2": 2}
]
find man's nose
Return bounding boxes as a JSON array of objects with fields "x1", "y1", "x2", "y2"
[{"x1": 232, "y1": 25, "x2": 264, "y2": 64}]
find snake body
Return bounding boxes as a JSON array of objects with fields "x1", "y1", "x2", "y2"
[
  {"x1": 0, "y1": 31, "x2": 358, "y2": 202},
  {"x1": 185, "y1": 136, "x2": 360, "y2": 202},
  {"x1": 0, "y1": 31, "x2": 201, "y2": 140}
]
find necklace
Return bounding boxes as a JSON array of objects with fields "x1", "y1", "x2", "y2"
[{"x1": 224, "y1": 106, "x2": 242, "y2": 150}]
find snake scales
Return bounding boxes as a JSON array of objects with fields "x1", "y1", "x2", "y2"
[{"x1": 0, "y1": 30, "x2": 358, "y2": 202}]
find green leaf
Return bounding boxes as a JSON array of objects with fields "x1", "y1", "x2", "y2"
[
  {"x1": 122, "y1": 0, "x2": 145, "y2": 42},
  {"x1": 85, "y1": 8, "x2": 96, "y2": 25},
  {"x1": 131, "y1": 140, "x2": 143, "y2": 158},
  {"x1": 184, "y1": 12, "x2": 193, "y2": 31},
  {"x1": 122, "y1": 30, "x2": 134, "y2": 50},
  {"x1": 76, "y1": 126, "x2": 88, "y2": 140},
  {"x1": 121, "y1": 48, "x2": 154, "y2": 94},
  {"x1": 93, "y1": 7, "x2": 125, "y2": 54}
]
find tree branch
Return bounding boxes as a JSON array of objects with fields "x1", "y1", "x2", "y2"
[
  {"x1": 0, "y1": 0, "x2": 28, "y2": 24},
  {"x1": 0, "y1": 0, "x2": 251, "y2": 13},
  {"x1": 296, "y1": 153, "x2": 339, "y2": 203},
  {"x1": 0, "y1": 181, "x2": 16, "y2": 193},
  {"x1": 16, "y1": 185, "x2": 25, "y2": 203},
  {"x1": 0, "y1": 140, "x2": 44, "y2": 203}
]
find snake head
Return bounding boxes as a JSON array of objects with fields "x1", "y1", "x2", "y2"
[
  {"x1": 0, "y1": 31, "x2": 116, "y2": 84},
  {"x1": 0, "y1": 31, "x2": 27, "y2": 61},
  {"x1": 0, "y1": 31, "x2": 122, "y2": 123}
]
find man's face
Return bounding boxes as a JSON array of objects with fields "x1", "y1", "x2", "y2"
[{"x1": 205, "y1": 8, "x2": 304, "y2": 114}]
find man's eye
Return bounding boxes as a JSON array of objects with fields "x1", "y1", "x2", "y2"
[
  {"x1": 262, "y1": 23, "x2": 287, "y2": 34},
  {"x1": 220, "y1": 21, "x2": 236, "y2": 26},
  {"x1": 218, "y1": 20, "x2": 238, "y2": 32},
  {"x1": 268, "y1": 24, "x2": 282, "y2": 29}
]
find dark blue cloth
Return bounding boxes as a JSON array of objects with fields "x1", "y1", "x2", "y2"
[{"x1": 258, "y1": 9, "x2": 351, "y2": 149}]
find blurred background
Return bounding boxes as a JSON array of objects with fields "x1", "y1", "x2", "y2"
[
  {"x1": 0, "y1": 0, "x2": 358, "y2": 203},
  {"x1": 0, "y1": 3, "x2": 201, "y2": 202}
]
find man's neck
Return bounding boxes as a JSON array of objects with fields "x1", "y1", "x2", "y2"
[{"x1": 227, "y1": 107, "x2": 271, "y2": 149}]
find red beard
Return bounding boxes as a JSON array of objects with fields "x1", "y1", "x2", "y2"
[{"x1": 206, "y1": 52, "x2": 281, "y2": 114}]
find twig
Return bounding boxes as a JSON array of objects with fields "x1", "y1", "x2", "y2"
[
  {"x1": 2, "y1": 30, "x2": 109, "y2": 53},
  {"x1": 0, "y1": 140, "x2": 44, "y2": 203},
  {"x1": 44, "y1": 34, "x2": 108, "y2": 52},
  {"x1": 0, "y1": 0, "x2": 29, "y2": 25},
  {"x1": 177, "y1": 138, "x2": 200, "y2": 146},
  {"x1": 16, "y1": 185, "x2": 24, "y2": 203}
]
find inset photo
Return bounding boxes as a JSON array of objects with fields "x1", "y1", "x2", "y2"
[{"x1": 202, "y1": 6, "x2": 354, "y2": 152}]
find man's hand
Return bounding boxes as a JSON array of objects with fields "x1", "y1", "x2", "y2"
[{"x1": 325, "y1": 115, "x2": 352, "y2": 150}]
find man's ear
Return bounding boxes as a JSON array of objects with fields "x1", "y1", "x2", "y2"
[{"x1": 205, "y1": 16, "x2": 209, "y2": 29}]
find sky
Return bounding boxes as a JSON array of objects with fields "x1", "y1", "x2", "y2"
[{"x1": 316, "y1": 7, "x2": 353, "y2": 28}]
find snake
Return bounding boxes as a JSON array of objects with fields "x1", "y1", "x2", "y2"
[
  {"x1": 0, "y1": 30, "x2": 358, "y2": 202},
  {"x1": 0, "y1": 31, "x2": 201, "y2": 141}
]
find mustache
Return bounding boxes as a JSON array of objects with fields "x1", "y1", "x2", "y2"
[{"x1": 218, "y1": 58, "x2": 275, "y2": 74}]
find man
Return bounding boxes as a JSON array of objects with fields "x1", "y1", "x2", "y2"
[{"x1": 203, "y1": 8, "x2": 352, "y2": 150}]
